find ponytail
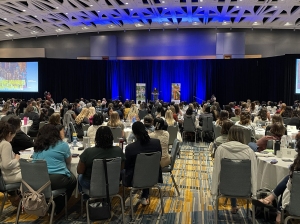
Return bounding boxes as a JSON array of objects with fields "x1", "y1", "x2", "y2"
[{"x1": 132, "y1": 121, "x2": 150, "y2": 145}]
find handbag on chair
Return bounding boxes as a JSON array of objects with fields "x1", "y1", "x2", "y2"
[{"x1": 88, "y1": 159, "x2": 111, "y2": 220}]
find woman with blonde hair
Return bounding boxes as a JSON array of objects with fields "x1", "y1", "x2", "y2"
[
  {"x1": 169, "y1": 105, "x2": 178, "y2": 121},
  {"x1": 107, "y1": 111, "x2": 125, "y2": 138},
  {"x1": 74, "y1": 108, "x2": 90, "y2": 138},
  {"x1": 88, "y1": 106, "x2": 96, "y2": 124},
  {"x1": 49, "y1": 112, "x2": 61, "y2": 126},
  {"x1": 127, "y1": 104, "x2": 139, "y2": 122},
  {"x1": 165, "y1": 110, "x2": 176, "y2": 126}
]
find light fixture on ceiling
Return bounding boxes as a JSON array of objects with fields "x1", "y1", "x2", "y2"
[
  {"x1": 5, "y1": 33, "x2": 13, "y2": 37},
  {"x1": 192, "y1": 22, "x2": 199, "y2": 25},
  {"x1": 31, "y1": 31, "x2": 38, "y2": 34},
  {"x1": 56, "y1": 7, "x2": 59, "y2": 9},
  {"x1": 97, "y1": 10, "x2": 100, "y2": 12},
  {"x1": 163, "y1": 22, "x2": 171, "y2": 26},
  {"x1": 34, "y1": 15, "x2": 37, "y2": 17},
  {"x1": 222, "y1": 21, "x2": 229, "y2": 25},
  {"x1": 253, "y1": 21, "x2": 260, "y2": 26},
  {"x1": 162, "y1": 0, "x2": 165, "y2": 3},
  {"x1": 284, "y1": 22, "x2": 292, "y2": 26},
  {"x1": 65, "y1": 13, "x2": 68, "y2": 15},
  {"x1": 82, "y1": 26, "x2": 89, "y2": 30},
  {"x1": 274, "y1": 6, "x2": 278, "y2": 8},
  {"x1": 199, "y1": 6, "x2": 202, "y2": 8},
  {"x1": 200, "y1": 0, "x2": 203, "y2": 2},
  {"x1": 108, "y1": 25, "x2": 115, "y2": 28},
  {"x1": 135, "y1": 23, "x2": 144, "y2": 27},
  {"x1": 236, "y1": 6, "x2": 239, "y2": 8},
  {"x1": 22, "y1": 9, "x2": 26, "y2": 12},
  {"x1": 90, "y1": 4, "x2": 93, "y2": 6},
  {"x1": 3, "y1": 18, "x2": 7, "y2": 20},
  {"x1": 164, "y1": 7, "x2": 167, "y2": 9},
  {"x1": 55, "y1": 28, "x2": 64, "y2": 32},
  {"x1": 130, "y1": 9, "x2": 133, "y2": 11},
  {"x1": 125, "y1": 2, "x2": 128, "y2": 4}
]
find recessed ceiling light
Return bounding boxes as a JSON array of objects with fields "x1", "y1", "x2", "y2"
[
  {"x1": 164, "y1": 7, "x2": 167, "y2": 9},
  {"x1": 163, "y1": 22, "x2": 171, "y2": 26},
  {"x1": 130, "y1": 8, "x2": 133, "y2": 11},
  {"x1": 125, "y1": 2, "x2": 129, "y2": 4},
  {"x1": 56, "y1": 7, "x2": 59, "y2": 9},
  {"x1": 162, "y1": 0, "x2": 165, "y2": 3},
  {"x1": 284, "y1": 22, "x2": 292, "y2": 26},
  {"x1": 253, "y1": 21, "x2": 260, "y2": 25},
  {"x1": 22, "y1": 9, "x2": 26, "y2": 12},
  {"x1": 55, "y1": 28, "x2": 64, "y2": 32},
  {"x1": 97, "y1": 10, "x2": 100, "y2": 12},
  {"x1": 82, "y1": 26, "x2": 89, "y2": 30},
  {"x1": 135, "y1": 23, "x2": 144, "y2": 27},
  {"x1": 200, "y1": 0, "x2": 203, "y2": 2},
  {"x1": 31, "y1": 31, "x2": 38, "y2": 34},
  {"x1": 65, "y1": 13, "x2": 68, "y2": 14},
  {"x1": 108, "y1": 25, "x2": 116, "y2": 28},
  {"x1": 34, "y1": 15, "x2": 37, "y2": 17},
  {"x1": 5, "y1": 33, "x2": 13, "y2": 37},
  {"x1": 192, "y1": 22, "x2": 199, "y2": 25},
  {"x1": 236, "y1": 6, "x2": 239, "y2": 8},
  {"x1": 274, "y1": 6, "x2": 278, "y2": 8},
  {"x1": 90, "y1": 4, "x2": 93, "y2": 6},
  {"x1": 3, "y1": 18, "x2": 7, "y2": 20}
]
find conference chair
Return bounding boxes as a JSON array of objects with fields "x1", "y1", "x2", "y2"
[
  {"x1": 39, "y1": 121, "x2": 48, "y2": 129},
  {"x1": 0, "y1": 168, "x2": 21, "y2": 216},
  {"x1": 201, "y1": 116, "x2": 213, "y2": 142},
  {"x1": 214, "y1": 159, "x2": 254, "y2": 224},
  {"x1": 16, "y1": 159, "x2": 68, "y2": 224},
  {"x1": 167, "y1": 125, "x2": 178, "y2": 150},
  {"x1": 80, "y1": 158, "x2": 125, "y2": 224},
  {"x1": 162, "y1": 139, "x2": 180, "y2": 196},
  {"x1": 241, "y1": 128, "x2": 252, "y2": 144},
  {"x1": 122, "y1": 152, "x2": 164, "y2": 219},
  {"x1": 281, "y1": 171, "x2": 300, "y2": 224},
  {"x1": 213, "y1": 124, "x2": 221, "y2": 140},
  {"x1": 283, "y1": 118, "x2": 291, "y2": 126},
  {"x1": 110, "y1": 127, "x2": 122, "y2": 143},
  {"x1": 183, "y1": 117, "x2": 197, "y2": 143}
]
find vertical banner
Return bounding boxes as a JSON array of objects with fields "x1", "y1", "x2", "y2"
[
  {"x1": 136, "y1": 83, "x2": 146, "y2": 104},
  {"x1": 171, "y1": 83, "x2": 181, "y2": 103}
]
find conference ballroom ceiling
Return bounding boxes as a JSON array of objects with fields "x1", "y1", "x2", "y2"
[{"x1": 0, "y1": 0, "x2": 299, "y2": 41}]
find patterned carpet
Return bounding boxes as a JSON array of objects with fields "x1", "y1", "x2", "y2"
[{"x1": 0, "y1": 142, "x2": 274, "y2": 224}]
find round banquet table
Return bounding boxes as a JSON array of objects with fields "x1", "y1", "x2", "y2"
[{"x1": 256, "y1": 154, "x2": 292, "y2": 190}]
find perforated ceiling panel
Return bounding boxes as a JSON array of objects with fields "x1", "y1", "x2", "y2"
[{"x1": 0, "y1": 0, "x2": 299, "y2": 40}]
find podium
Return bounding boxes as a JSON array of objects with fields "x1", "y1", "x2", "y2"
[{"x1": 152, "y1": 92, "x2": 159, "y2": 101}]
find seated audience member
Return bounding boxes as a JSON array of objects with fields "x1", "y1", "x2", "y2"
[
  {"x1": 74, "y1": 108, "x2": 90, "y2": 138},
  {"x1": 7, "y1": 116, "x2": 34, "y2": 155},
  {"x1": 277, "y1": 103, "x2": 286, "y2": 115},
  {"x1": 123, "y1": 102, "x2": 131, "y2": 120},
  {"x1": 215, "y1": 110, "x2": 230, "y2": 127},
  {"x1": 199, "y1": 106, "x2": 212, "y2": 127},
  {"x1": 20, "y1": 105, "x2": 40, "y2": 137},
  {"x1": 1, "y1": 111, "x2": 15, "y2": 122},
  {"x1": 230, "y1": 108, "x2": 241, "y2": 123},
  {"x1": 224, "y1": 105, "x2": 235, "y2": 118},
  {"x1": 87, "y1": 113, "x2": 104, "y2": 143},
  {"x1": 77, "y1": 126, "x2": 125, "y2": 191},
  {"x1": 124, "y1": 121, "x2": 162, "y2": 205},
  {"x1": 250, "y1": 102, "x2": 257, "y2": 114},
  {"x1": 127, "y1": 114, "x2": 155, "y2": 143},
  {"x1": 65, "y1": 104, "x2": 76, "y2": 120},
  {"x1": 252, "y1": 139, "x2": 300, "y2": 223},
  {"x1": 214, "y1": 121, "x2": 234, "y2": 147},
  {"x1": 32, "y1": 124, "x2": 76, "y2": 214},
  {"x1": 210, "y1": 105, "x2": 219, "y2": 121},
  {"x1": 0, "y1": 121, "x2": 20, "y2": 183},
  {"x1": 165, "y1": 110, "x2": 176, "y2": 126},
  {"x1": 253, "y1": 107, "x2": 270, "y2": 125},
  {"x1": 107, "y1": 111, "x2": 125, "y2": 138},
  {"x1": 0, "y1": 101, "x2": 11, "y2": 117},
  {"x1": 47, "y1": 107, "x2": 55, "y2": 117},
  {"x1": 287, "y1": 110, "x2": 300, "y2": 129},
  {"x1": 49, "y1": 112, "x2": 61, "y2": 126},
  {"x1": 103, "y1": 107, "x2": 113, "y2": 122},
  {"x1": 248, "y1": 123, "x2": 285, "y2": 152},
  {"x1": 127, "y1": 104, "x2": 139, "y2": 121},
  {"x1": 281, "y1": 106, "x2": 293, "y2": 118},
  {"x1": 211, "y1": 125, "x2": 257, "y2": 214},
  {"x1": 235, "y1": 111, "x2": 256, "y2": 142},
  {"x1": 16, "y1": 100, "x2": 27, "y2": 115},
  {"x1": 88, "y1": 106, "x2": 96, "y2": 125},
  {"x1": 149, "y1": 118, "x2": 171, "y2": 168},
  {"x1": 56, "y1": 124, "x2": 65, "y2": 140},
  {"x1": 169, "y1": 106, "x2": 178, "y2": 122},
  {"x1": 39, "y1": 108, "x2": 48, "y2": 122},
  {"x1": 241, "y1": 102, "x2": 249, "y2": 112},
  {"x1": 266, "y1": 101, "x2": 277, "y2": 114},
  {"x1": 265, "y1": 114, "x2": 287, "y2": 135}
]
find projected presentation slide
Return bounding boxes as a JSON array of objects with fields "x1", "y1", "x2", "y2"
[
  {"x1": 296, "y1": 59, "x2": 300, "y2": 94},
  {"x1": 0, "y1": 62, "x2": 38, "y2": 92}
]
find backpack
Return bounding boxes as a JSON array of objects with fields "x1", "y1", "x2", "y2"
[
  {"x1": 253, "y1": 188, "x2": 278, "y2": 221},
  {"x1": 22, "y1": 180, "x2": 52, "y2": 217}
]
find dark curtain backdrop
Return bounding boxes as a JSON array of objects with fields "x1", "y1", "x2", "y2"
[{"x1": 0, "y1": 55, "x2": 298, "y2": 105}]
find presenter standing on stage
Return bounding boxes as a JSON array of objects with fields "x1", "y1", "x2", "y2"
[{"x1": 152, "y1": 88, "x2": 159, "y2": 101}]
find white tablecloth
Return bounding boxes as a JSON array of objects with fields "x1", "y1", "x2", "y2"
[{"x1": 256, "y1": 155, "x2": 292, "y2": 190}]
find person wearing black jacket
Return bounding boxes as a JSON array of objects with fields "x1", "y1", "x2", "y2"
[{"x1": 7, "y1": 116, "x2": 34, "y2": 154}]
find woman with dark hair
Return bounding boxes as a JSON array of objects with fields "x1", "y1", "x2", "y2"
[
  {"x1": 125, "y1": 121, "x2": 162, "y2": 205},
  {"x1": 39, "y1": 108, "x2": 48, "y2": 122},
  {"x1": 149, "y1": 118, "x2": 170, "y2": 167},
  {"x1": 87, "y1": 113, "x2": 104, "y2": 143},
  {"x1": 215, "y1": 110, "x2": 230, "y2": 126},
  {"x1": 253, "y1": 107, "x2": 270, "y2": 124},
  {"x1": 211, "y1": 125, "x2": 257, "y2": 214},
  {"x1": 7, "y1": 116, "x2": 34, "y2": 155},
  {"x1": 224, "y1": 105, "x2": 235, "y2": 118},
  {"x1": 77, "y1": 126, "x2": 125, "y2": 191},
  {"x1": 47, "y1": 107, "x2": 55, "y2": 118},
  {"x1": 32, "y1": 124, "x2": 76, "y2": 214},
  {"x1": 214, "y1": 121, "x2": 234, "y2": 147},
  {"x1": 0, "y1": 121, "x2": 20, "y2": 183},
  {"x1": 235, "y1": 111, "x2": 256, "y2": 142}
]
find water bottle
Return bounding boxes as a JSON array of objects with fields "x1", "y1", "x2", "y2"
[
  {"x1": 132, "y1": 116, "x2": 136, "y2": 123},
  {"x1": 274, "y1": 140, "x2": 280, "y2": 155},
  {"x1": 72, "y1": 132, "x2": 77, "y2": 148}
]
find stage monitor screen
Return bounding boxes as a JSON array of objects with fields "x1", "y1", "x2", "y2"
[
  {"x1": 0, "y1": 62, "x2": 38, "y2": 92},
  {"x1": 296, "y1": 59, "x2": 300, "y2": 94}
]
